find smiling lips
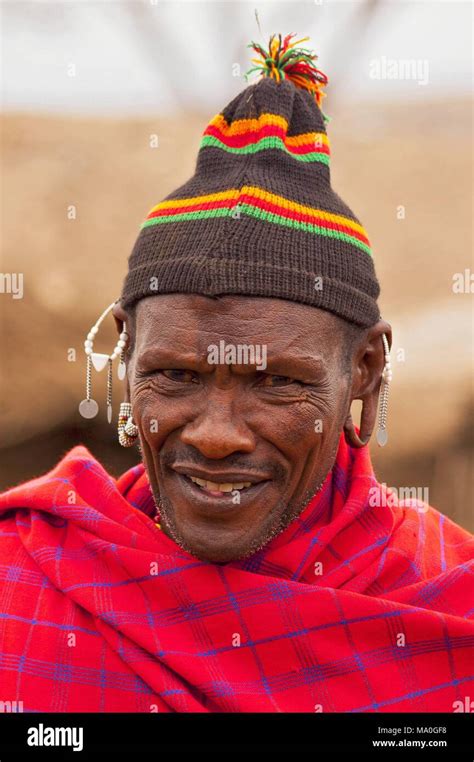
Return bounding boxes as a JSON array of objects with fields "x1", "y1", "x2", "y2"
[
  {"x1": 189, "y1": 475, "x2": 252, "y2": 493},
  {"x1": 172, "y1": 465, "x2": 269, "y2": 499}
]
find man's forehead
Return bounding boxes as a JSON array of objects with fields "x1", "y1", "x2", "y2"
[{"x1": 133, "y1": 294, "x2": 343, "y2": 355}]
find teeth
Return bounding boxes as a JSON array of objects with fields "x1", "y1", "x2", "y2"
[
  {"x1": 189, "y1": 476, "x2": 252, "y2": 492},
  {"x1": 217, "y1": 483, "x2": 234, "y2": 493}
]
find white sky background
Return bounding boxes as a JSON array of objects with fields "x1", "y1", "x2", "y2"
[{"x1": 1, "y1": 0, "x2": 472, "y2": 115}]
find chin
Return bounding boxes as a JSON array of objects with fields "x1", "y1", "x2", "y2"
[{"x1": 159, "y1": 507, "x2": 282, "y2": 563}]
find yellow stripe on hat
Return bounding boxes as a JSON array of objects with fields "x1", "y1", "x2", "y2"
[
  {"x1": 148, "y1": 189, "x2": 240, "y2": 216},
  {"x1": 208, "y1": 112, "x2": 289, "y2": 136},
  {"x1": 286, "y1": 132, "x2": 329, "y2": 148},
  {"x1": 147, "y1": 186, "x2": 366, "y2": 238},
  {"x1": 207, "y1": 114, "x2": 329, "y2": 149},
  {"x1": 241, "y1": 186, "x2": 367, "y2": 237}
]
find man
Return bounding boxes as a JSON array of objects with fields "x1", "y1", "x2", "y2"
[{"x1": 0, "y1": 34, "x2": 472, "y2": 713}]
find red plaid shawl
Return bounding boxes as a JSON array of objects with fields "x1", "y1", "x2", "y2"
[{"x1": 0, "y1": 437, "x2": 472, "y2": 712}]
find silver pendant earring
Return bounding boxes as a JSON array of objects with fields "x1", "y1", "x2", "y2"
[
  {"x1": 79, "y1": 353, "x2": 98, "y2": 419},
  {"x1": 79, "y1": 301, "x2": 128, "y2": 422},
  {"x1": 376, "y1": 333, "x2": 392, "y2": 447}
]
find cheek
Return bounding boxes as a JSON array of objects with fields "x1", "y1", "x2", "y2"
[
  {"x1": 130, "y1": 377, "x2": 348, "y2": 455},
  {"x1": 274, "y1": 383, "x2": 347, "y2": 451},
  {"x1": 130, "y1": 385, "x2": 182, "y2": 447}
]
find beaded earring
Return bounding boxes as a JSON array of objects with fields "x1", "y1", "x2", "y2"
[
  {"x1": 79, "y1": 301, "x2": 128, "y2": 422},
  {"x1": 376, "y1": 333, "x2": 392, "y2": 446},
  {"x1": 117, "y1": 402, "x2": 139, "y2": 447}
]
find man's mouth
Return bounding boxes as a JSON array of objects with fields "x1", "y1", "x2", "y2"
[
  {"x1": 188, "y1": 475, "x2": 252, "y2": 496},
  {"x1": 170, "y1": 465, "x2": 271, "y2": 502}
]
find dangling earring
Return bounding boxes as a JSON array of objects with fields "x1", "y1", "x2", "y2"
[
  {"x1": 118, "y1": 402, "x2": 139, "y2": 447},
  {"x1": 376, "y1": 333, "x2": 392, "y2": 447},
  {"x1": 79, "y1": 301, "x2": 128, "y2": 422}
]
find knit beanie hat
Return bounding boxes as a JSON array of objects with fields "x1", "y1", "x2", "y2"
[{"x1": 121, "y1": 34, "x2": 380, "y2": 327}]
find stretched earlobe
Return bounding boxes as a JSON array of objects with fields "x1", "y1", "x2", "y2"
[
  {"x1": 343, "y1": 397, "x2": 377, "y2": 449},
  {"x1": 343, "y1": 413, "x2": 366, "y2": 448},
  {"x1": 344, "y1": 332, "x2": 392, "y2": 449}
]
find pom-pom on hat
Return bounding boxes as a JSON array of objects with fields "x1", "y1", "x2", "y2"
[
  {"x1": 121, "y1": 33, "x2": 380, "y2": 327},
  {"x1": 246, "y1": 33, "x2": 328, "y2": 111}
]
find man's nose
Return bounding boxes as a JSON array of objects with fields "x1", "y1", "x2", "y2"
[{"x1": 180, "y1": 396, "x2": 256, "y2": 459}]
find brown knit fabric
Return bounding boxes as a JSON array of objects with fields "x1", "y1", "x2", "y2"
[{"x1": 121, "y1": 78, "x2": 380, "y2": 327}]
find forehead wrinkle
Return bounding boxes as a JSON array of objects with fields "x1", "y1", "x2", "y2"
[
  {"x1": 137, "y1": 294, "x2": 319, "y2": 328},
  {"x1": 134, "y1": 295, "x2": 343, "y2": 362},
  {"x1": 136, "y1": 306, "x2": 295, "y2": 345},
  {"x1": 138, "y1": 323, "x2": 324, "y2": 361}
]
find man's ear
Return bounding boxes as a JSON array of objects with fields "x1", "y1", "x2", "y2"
[
  {"x1": 112, "y1": 302, "x2": 128, "y2": 336},
  {"x1": 343, "y1": 319, "x2": 392, "y2": 448},
  {"x1": 112, "y1": 301, "x2": 132, "y2": 401}
]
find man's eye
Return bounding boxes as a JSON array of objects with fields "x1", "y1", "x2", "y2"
[
  {"x1": 161, "y1": 369, "x2": 198, "y2": 383},
  {"x1": 259, "y1": 374, "x2": 296, "y2": 388}
]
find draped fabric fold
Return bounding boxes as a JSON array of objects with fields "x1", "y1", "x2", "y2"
[{"x1": 0, "y1": 437, "x2": 472, "y2": 712}]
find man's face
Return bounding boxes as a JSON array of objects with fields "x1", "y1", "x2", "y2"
[{"x1": 127, "y1": 295, "x2": 354, "y2": 563}]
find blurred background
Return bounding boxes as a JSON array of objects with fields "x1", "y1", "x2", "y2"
[{"x1": 1, "y1": 0, "x2": 472, "y2": 529}]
